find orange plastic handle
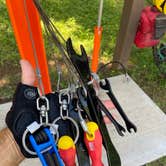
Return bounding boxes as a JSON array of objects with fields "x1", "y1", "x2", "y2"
[
  {"x1": 91, "y1": 26, "x2": 103, "y2": 73},
  {"x1": 6, "y1": 0, "x2": 52, "y2": 94}
]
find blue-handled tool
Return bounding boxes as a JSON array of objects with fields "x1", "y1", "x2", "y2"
[{"x1": 29, "y1": 128, "x2": 64, "y2": 166}]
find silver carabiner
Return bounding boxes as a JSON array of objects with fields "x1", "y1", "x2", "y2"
[
  {"x1": 59, "y1": 91, "x2": 70, "y2": 104},
  {"x1": 59, "y1": 92, "x2": 70, "y2": 120},
  {"x1": 37, "y1": 96, "x2": 49, "y2": 124},
  {"x1": 60, "y1": 101, "x2": 69, "y2": 120}
]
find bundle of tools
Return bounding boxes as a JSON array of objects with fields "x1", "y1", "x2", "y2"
[{"x1": 6, "y1": 0, "x2": 137, "y2": 165}]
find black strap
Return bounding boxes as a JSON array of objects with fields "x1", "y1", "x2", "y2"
[
  {"x1": 75, "y1": 129, "x2": 91, "y2": 166},
  {"x1": 87, "y1": 86, "x2": 121, "y2": 166},
  {"x1": 69, "y1": 98, "x2": 91, "y2": 166},
  {"x1": 43, "y1": 153, "x2": 60, "y2": 166}
]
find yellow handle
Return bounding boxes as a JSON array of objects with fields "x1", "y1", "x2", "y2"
[
  {"x1": 58, "y1": 136, "x2": 75, "y2": 150},
  {"x1": 153, "y1": 0, "x2": 166, "y2": 14},
  {"x1": 85, "y1": 122, "x2": 99, "y2": 141}
]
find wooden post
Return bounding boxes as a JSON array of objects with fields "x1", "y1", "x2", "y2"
[{"x1": 113, "y1": 0, "x2": 144, "y2": 68}]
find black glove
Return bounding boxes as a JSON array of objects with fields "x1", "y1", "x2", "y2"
[{"x1": 6, "y1": 83, "x2": 39, "y2": 158}]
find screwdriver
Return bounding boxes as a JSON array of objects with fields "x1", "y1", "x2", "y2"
[
  {"x1": 84, "y1": 122, "x2": 104, "y2": 166},
  {"x1": 58, "y1": 136, "x2": 76, "y2": 166}
]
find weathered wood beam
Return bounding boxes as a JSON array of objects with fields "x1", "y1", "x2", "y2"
[{"x1": 113, "y1": 0, "x2": 144, "y2": 68}]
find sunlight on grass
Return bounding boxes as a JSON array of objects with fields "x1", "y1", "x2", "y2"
[
  {"x1": 50, "y1": 17, "x2": 94, "y2": 54},
  {"x1": 0, "y1": 0, "x2": 5, "y2": 4}
]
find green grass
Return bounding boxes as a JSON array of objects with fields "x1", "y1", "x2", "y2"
[{"x1": 0, "y1": 0, "x2": 166, "y2": 165}]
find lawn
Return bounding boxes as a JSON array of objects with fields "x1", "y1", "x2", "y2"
[{"x1": 0, "y1": 0, "x2": 166, "y2": 165}]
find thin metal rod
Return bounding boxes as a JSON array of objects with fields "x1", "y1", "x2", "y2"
[
  {"x1": 97, "y1": 0, "x2": 104, "y2": 27},
  {"x1": 23, "y1": 0, "x2": 45, "y2": 96}
]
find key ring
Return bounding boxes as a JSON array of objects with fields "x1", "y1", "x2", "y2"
[
  {"x1": 52, "y1": 116, "x2": 79, "y2": 144},
  {"x1": 22, "y1": 123, "x2": 59, "y2": 155}
]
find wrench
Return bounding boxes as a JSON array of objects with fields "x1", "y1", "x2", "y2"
[
  {"x1": 97, "y1": 97, "x2": 126, "y2": 136},
  {"x1": 100, "y1": 79, "x2": 137, "y2": 133}
]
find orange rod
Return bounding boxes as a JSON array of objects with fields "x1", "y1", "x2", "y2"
[
  {"x1": 6, "y1": 0, "x2": 52, "y2": 94},
  {"x1": 91, "y1": 26, "x2": 103, "y2": 73}
]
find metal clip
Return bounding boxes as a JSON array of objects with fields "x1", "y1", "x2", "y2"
[
  {"x1": 91, "y1": 73, "x2": 101, "y2": 96},
  {"x1": 56, "y1": 63, "x2": 62, "y2": 92},
  {"x1": 59, "y1": 92, "x2": 70, "y2": 104},
  {"x1": 52, "y1": 92, "x2": 80, "y2": 144},
  {"x1": 59, "y1": 92, "x2": 70, "y2": 120},
  {"x1": 37, "y1": 96, "x2": 49, "y2": 124},
  {"x1": 77, "y1": 103, "x2": 91, "y2": 136},
  {"x1": 91, "y1": 72, "x2": 100, "y2": 82}
]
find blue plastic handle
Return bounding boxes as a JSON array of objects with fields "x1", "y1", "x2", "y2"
[{"x1": 29, "y1": 128, "x2": 64, "y2": 166}]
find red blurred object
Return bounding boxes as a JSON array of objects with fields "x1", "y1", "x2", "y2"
[{"x1": 134, "y1": 6, "x2": 161, "y2": 48}]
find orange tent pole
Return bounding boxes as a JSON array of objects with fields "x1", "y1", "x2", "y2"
[
  {"x1": 91, "y1": 0, "x2": 103, "y2": 73},
  {"x1": 6, "y1": 0, "x2": 52, "y2": 94},
  {"x1": 91, "y1": 27, "x2": 103, "y2": 73}
]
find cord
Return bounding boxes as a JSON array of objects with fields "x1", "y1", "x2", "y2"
[{"x1": 97, "y1": 60, "x2": 128, "y2": 77}]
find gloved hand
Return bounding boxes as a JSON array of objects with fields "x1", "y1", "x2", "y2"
[{"x1": 5, "y1": 60, "x2": 39, "y2": 158}]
